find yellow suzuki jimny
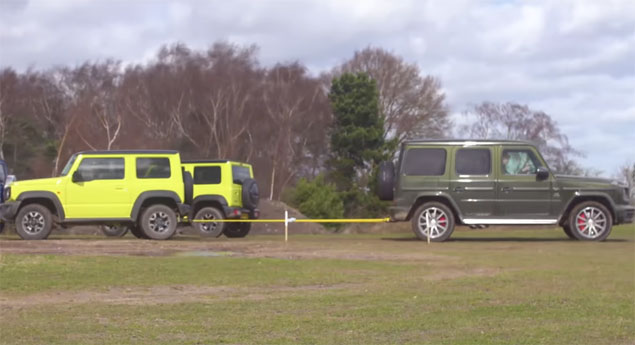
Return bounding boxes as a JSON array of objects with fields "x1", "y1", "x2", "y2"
[{"x1": 0, "y1": 150, "x2": 259, "y2": 240}]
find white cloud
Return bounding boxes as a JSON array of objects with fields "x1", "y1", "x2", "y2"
[{"x1": 0, "y1": 0, "x2": 633, "y2": 174}]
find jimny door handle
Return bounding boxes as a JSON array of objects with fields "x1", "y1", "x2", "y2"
[
  {"x1": 453, "y1": 186, "x2": 465, "y2": 192},
  {"x1": 501, "y1": 186, "x2": 512, "y2": 192}
]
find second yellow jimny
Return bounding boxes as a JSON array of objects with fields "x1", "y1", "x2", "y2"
[{"x1": 0, "y1": 150, "x2": 260, "y2": 240}]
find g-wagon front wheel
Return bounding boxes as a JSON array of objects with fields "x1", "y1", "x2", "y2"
[
  {"x1": 411, "y1": 202, "x2": 455, "y2": 242},
  {"x1": 140, "y1": 205, "x2": 177, "y2": 240},
  {"x1": 568, "y1": 201, "x2": 612, "y2": 241},
  {"x1": 16, "y1": 204, "x2": 53, "y2": 240}
]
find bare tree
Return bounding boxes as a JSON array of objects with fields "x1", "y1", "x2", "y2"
[
  {"x1": 615, "y1": 162, "x2": 635, "y2": 200},
  {"x1": 260, "y1": 63, "x2": 331, "y2": 200},
  {"x1": 461, "y1": 102, "x2": 583, "y2": 174},
  {"x1": 336, "y1": 47, "x2": 450, "y2": 146}
]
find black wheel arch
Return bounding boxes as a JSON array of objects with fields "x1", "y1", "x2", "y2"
[
  {"x1": 558, "y1": 192, "x2": 617, "y2": 226},
  {"x1": 131, "y1": 191, "x2": 182, "y2": 220},
  {"x1": 16, "y1": 191, "x2": 65, "y2": 220},
  {"x1": 191, "y1": 195, "x2": 228, "y2": 215},
  {"x1": 407, "y1": 193, "x2": 463, "y2": 224}
]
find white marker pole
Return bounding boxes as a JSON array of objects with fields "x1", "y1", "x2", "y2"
[{"x1": 284, "y1": 210, "x2": 288, "y2": 243}]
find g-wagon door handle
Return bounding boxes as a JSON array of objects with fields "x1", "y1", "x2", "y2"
[
  {"x1": 454, "y1": 186, "x2": 465, "y2": 192},
  {"x1": 501, "y1": 187, "x2": 512, "y2": 192}
]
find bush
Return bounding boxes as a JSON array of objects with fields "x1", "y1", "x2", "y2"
[{"x1": 290, "y1": 175, "x2": 344, "y2": 229}]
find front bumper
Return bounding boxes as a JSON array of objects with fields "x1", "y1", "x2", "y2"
[
  {"x1": 223, "y1": 207, "x2": 260, "y2": 219},
  {"x1": 615, "y1": 204, "x2": 635, "y2": 224},
  {"x1": 0, "y1": 201, "x2": 21, "y2": 222}
]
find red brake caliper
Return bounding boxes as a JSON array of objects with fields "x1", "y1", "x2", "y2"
[
  {"x1": 438, "y1": 216, "x2": 446, "y2": 224},
  {"x1": 577, "y1": 213, "x2": 586, "y2": 231}
]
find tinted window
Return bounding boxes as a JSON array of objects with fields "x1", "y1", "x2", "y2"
[
  {"x1": 232, "y1": 165, "x2": 251, "y2": 183},
  {"x1": 76, "y1": 158, "x2": 124, "y2": 180},
  {"x1": 456, "y1": 149, "x2": 491, "y2": 175},
  {"x1": 502, "y1": 149, "x2": 541, "y2": 175},
  {"x1": 194, "y1": 166, "x2": 221, "y2": 184},
  {"x1": 136, "y1": 158, "x2": 171, "y2": 179},
  {"x1": 403, "y1": 148, "x2": 447, "y2": 176}
]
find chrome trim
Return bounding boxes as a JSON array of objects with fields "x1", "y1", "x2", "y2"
[
  {"x1": 401, "y1": 187, "x2": 450, "y2": 191},
  {"x1": 509, "y1": 187, "x2": 550, "y2": 191},
  {"x1": 462, "y1": 218, "x2": 558, "y2": 225},
  {"x1": 464, "y1": 186, "x2": 494, "y2": 191}
]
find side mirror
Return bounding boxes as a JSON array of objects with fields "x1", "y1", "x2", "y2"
[
  {"x1": 536, "y1": 167, "x2": 549, "y2": 181},
  {"x1": 72, "y1": 170, "x2": 85, "y2": 183}
]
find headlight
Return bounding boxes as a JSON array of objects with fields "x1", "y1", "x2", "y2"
[{"x1": 4, "y1": 186, "x2": 10, "y2": 201}]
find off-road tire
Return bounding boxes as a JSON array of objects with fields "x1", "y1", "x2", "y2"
[
  {"x1": 562, "y1": 223, "x2": 576, "y2": 240},
  {"x1": 411, "y1": 202, "x2": 455, "y2": 242},
  {"x1": 139, "y1": 205, "x2": 177, "y2": 240},
  {"x1": 567, "y1": 201, "x2": 612, "y2": 241},
  {"x1": 100, "y1": 224, "x2": 129, "y2": 237},
  {"x1": 224, "y1": 222, "x2": 251, "y2": 238},
  {"x1": 183, "y1": 171, "x2": 194, "y2": 205},
  {"x1": 129, "y1": 225, "x2": 147, "y2": 239},
  {"x1": 193, "y1": 206, "x2": 225, "y2": 237},
  {"x1": 15, "y1": 204, "x2": 53, "y2": 240},
  {"x1": 241, "y1": 178, "x2": 259, "y2": 209}
]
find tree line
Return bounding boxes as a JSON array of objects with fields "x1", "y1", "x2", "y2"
[{"x1": 2, "y1": 42, "x2": 628, "y2": 212}]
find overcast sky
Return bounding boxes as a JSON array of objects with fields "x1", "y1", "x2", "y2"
[{"x1": 1, "y1": 0, "x2": 634, "y2": 176}]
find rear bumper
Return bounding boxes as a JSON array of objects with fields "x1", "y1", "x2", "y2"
[
  {"x1": 389, "y1": 206, "x2": 409, "y2": 222},
  {"x1": 615, "y1": 204, "x2": 635, "y2": 224},
  {"x1": 224, "y1": 207, "x2": 260, "y2": 219},
  {"x1": 0, "y1": 201, "x2": 20, "y2": 222}
]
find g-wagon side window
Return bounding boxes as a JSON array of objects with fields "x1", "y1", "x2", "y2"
[
  {"x1": 77, "y1": 158, "x2": 124, "y2": 180},
  {"x1": 502, "y1": 149, "x2": 541, "y2": 175},
  {"x1": 456, "y1": 148, "x2": 491, "y2": 175},
  {"x1": 194, "y1": 166, "x2": 221, "y2": 184},
  {"x1": 403, "y1": 148, "x2": 446, "y2": 176},
  {"x1": 136, "y1": 158, "x2": 171, "y2": 179}
]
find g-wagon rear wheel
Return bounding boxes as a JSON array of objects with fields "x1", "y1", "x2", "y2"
[
  {"x1": 411, "y1": 202, "x2": 455, "y2": 242},
  {"x1": 16, "y1": 204, "x2": 53, "y2": 240},
  {"x1": 140, "y1": 205, "x2": 177, "y2": 240},
  {"x1": 568, "y1": 201, "x2": 612, "y2": 241}
]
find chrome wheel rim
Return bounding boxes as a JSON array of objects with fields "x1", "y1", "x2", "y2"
[
  {"x1": 199, "y1": 212, "x2": 219, "y2": 233},
  {"x1": 417, "y1": 207, "x2": 449, "y2": 239},
  {"x1": 148, "y1": 212, "x2": 170, "y2": 233},
  {"x1": 22, "y1": 211, "x2": 45, "y2": 234},
  {"x1": 575, "y1": 207, "x2": 607, "y2": 239}
]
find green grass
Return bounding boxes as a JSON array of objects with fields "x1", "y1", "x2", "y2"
[{"x1": 1, "y1": 225, "x2": 634, "y2": 345}]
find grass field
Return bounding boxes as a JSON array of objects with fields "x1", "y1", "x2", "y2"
[{"x1": 1, "y1": 225, "x2": 634, "y2": 345}]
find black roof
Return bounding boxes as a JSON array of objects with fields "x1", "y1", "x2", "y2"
[
  {"x1": 181, "y1": 159, "x2": 230, "y2": 164},
  {"x1": 77, "y1": 150, "x2": 179, "y2": 155},
  {"x1": 403, "y1": 139, "x2": 534, "y2": 145}
]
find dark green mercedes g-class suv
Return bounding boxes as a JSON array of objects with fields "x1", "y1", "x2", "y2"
[{"x1": 377, "y1": 140, "x2": 634, "y2": 242}]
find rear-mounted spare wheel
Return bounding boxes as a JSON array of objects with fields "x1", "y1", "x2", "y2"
[
  {"x1": 242, "y1": 178, "x2": 259, "y2": 209},
  {"x1": 377, "y1": 161, "x2": 395, "y2": 201}
]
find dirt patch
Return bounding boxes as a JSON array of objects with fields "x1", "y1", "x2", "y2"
[
  {"x1": 0, "y1": 236, "x2": 454, "y2": 262},
  {"x1": 0, "y1": 283, "x2": 356, "y2": 307}
]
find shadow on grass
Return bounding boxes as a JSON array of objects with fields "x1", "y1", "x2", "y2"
[{"x1": 381, "y1": 237, "x2": 628, "y2": 242}]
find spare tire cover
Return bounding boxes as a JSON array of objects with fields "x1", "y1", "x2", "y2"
[
  {"x1": 183, "y1": 171, "x2": 194, "y2": 205},
  {"x1": 377, "y1": 161, "x2": 395, "y2": 201},
  {"x1": 242, "y1": 178, "x2": 260, "y2": 209}
]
